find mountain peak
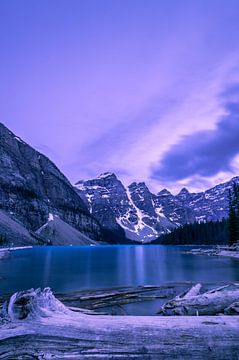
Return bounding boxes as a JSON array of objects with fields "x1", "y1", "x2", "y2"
[
  {"x1": 157, "y1": 189, "x2": 172, "y2": 196},
  {"x1": 128, "y1": 181, "x2": 148, "y2": 190},
  {"x1": 230, "y1": 176, "x2": 239, "y2": 184},
  {"x1": 177, "y1": 187, "x2": 190, "y2": 196},
  {"x1": 75, "y1": 172, "x2": 119, "y2": 187},
  {"x1": 97, "y1": 172, "x2": 117, "y2": 180}
]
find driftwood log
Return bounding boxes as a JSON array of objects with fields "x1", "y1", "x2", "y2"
[
  {"x1": 55, "y1": 284, "x2": 182, "y2": 314},
  {"x1": 0, "y1": 288, "x2": 239, "y2": 359},
  {"x1": 160, "y1": 283, "x2": 239, "y2": 316}
]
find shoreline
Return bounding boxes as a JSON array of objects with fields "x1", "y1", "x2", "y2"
[
  {"x1": 0, "y1": 246, "x2": 33, "y2": 252},
  {"x1": 186, "y1": 245, "x2": 239, "y2": 260},
  {"x1": 0, "y1": 246, "x2": 33, "y2": 259}
]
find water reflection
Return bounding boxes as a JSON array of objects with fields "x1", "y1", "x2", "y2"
[
  {"x1": 1, "y1": 245, "x2": 239, "y2": 295},
  {"x1": 43, "y1": 249, "x2": 52, "y2": 287}
]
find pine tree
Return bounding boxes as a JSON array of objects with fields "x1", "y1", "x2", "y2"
[
  {"x1": 228, "y1": 206, "x2": 238, "y2": 245},
  {"x1": 228, "y1": 184, "x2": 239, "y2": 245},
  {"x1": 0, "y1": 235, "x2": 6, "y2": 245}
]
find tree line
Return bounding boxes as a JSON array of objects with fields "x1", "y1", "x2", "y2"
[{"x1": 153, "y1": 219, "x2": 228, "y2": 245}]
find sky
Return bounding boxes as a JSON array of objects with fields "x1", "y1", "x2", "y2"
[{"x1": 1, "y1": 0, "x2": 239, "y2": 194}]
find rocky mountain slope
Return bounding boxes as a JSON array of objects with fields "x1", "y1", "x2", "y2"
[
  {"x1": 0, "y1": 123, "x2": 102, "y2": 245},
  {"x1": 36, "y1": 214, "x2": 98, "y2": 246},
  {"x1": 0, "y1": 210, "x2": 41, "y2": 246},
  {"x1": 75, "y1": 173, "x2": 175, "y2": 242},
  {"x1": 76, "y1": 173, "x2": 238, "y2": 243}
]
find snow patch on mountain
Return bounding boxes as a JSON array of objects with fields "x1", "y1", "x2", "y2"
[
  {"x1": 75, "y1": 173, "x2": 239, "y2": 243},
  {"x1": 75, "y1": 174, "x2": 175, "y2": 243}
]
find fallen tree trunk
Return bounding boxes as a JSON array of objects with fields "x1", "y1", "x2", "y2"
[
  {"x1": 160, "y1": 283, "x2": 239, "y2": 316},
  {"x1": 175, "y1": 283, "x2": 202, "y2": 300},
  {"x1": 224, "y1": 302, "x2": 239, "y2": 315},
  {"x1": 1, "y1": 288, "x2": 239, "y2": 359},
  {"x1": 55, "y1": 284, "x2": 184, "y2": 312}
]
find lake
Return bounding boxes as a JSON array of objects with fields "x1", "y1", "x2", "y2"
[{"x1": 1, "y1": 245, "x2": 239, "y2": 296}]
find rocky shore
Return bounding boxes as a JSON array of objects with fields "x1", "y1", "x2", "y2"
[{"x1": 186, "y1": 244, "x2": 239, "y2": 260}]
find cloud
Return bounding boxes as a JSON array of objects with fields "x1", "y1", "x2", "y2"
[
  {"x1": 151, "y1": 83, "x2": 239, "y2": 182},
  {"x1": 66, "y1": 95, "x2": 180, "y2": 181}
]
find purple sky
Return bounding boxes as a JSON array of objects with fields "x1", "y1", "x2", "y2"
[{"x1": 1, "y1": 0, "x2": 239, "y2": 193}]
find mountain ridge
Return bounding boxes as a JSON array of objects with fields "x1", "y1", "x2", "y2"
[{"x1": 76, "y1": 173, "x2": 238, "y2": 242}]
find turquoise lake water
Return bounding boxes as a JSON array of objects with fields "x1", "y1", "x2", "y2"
[{"x1": 1, "y1": 245, "x2": 239, "y2": 295}]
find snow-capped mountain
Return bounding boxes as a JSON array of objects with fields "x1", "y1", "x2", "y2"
[
  {"x1": 177, "y1": 177, "x2": 239, "y2": 222},
  {"x1": 154, "y1": 188, "x2": 195, "y2": 226},
  {"x1": 155, "y1": 178, "x2": 239, "y2": 227},
  {"x1": 76, "y1": 173, "x2": 176, "y2": 243},
  {"x1": 76, "y1": 173, "x2": 239, "y2": 243}
]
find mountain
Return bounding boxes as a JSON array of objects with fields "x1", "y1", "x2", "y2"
[
  {"x1": 178, "y1": 178, "x2": 239, "y2": 222},
  {"x1": 0, "y1": 123, "x2": 102, "y2": 245},
  {"x1": 158, "y1": 177, "x2": 239, "y2": 226},
  {"x1": 154, "y1": 188, "x2": 195, "y2": 226},
  {"x1": 76, "y1": 173, "x2": 238, "y2": 243},
  {"x1": 75, "y1": 173, "x2": 175, "y2": 243}
]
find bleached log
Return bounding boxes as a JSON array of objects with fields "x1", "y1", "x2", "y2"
[
  {"x1": 205, "y1": 284, "x2": 231, "y2": 294},
  {"x1": 224, "y1": 302, "x2": 239, "y2": 315},
  {"x1": 183, "y1": 283, "x2": 202, "y2": 298},
  {"x1": 175, "y1": 283, "x2": 202, "y2": 300},
  {"x1": 160, "y1": 288, "x2": 239, "y2": 316},
  {"x1": 56, "y1": 284, "x2": 176, "y2": 311},
  {"x1": 67, "y1": 306, "x2": 108, "y2": 315},
  {"x1": 1, "y1": 288, "x2": 239, "y2": 359}
]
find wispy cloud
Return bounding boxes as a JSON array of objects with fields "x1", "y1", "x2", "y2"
[{"x1": 151, "y1": 83, "x2": 239, "y2": 184}]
